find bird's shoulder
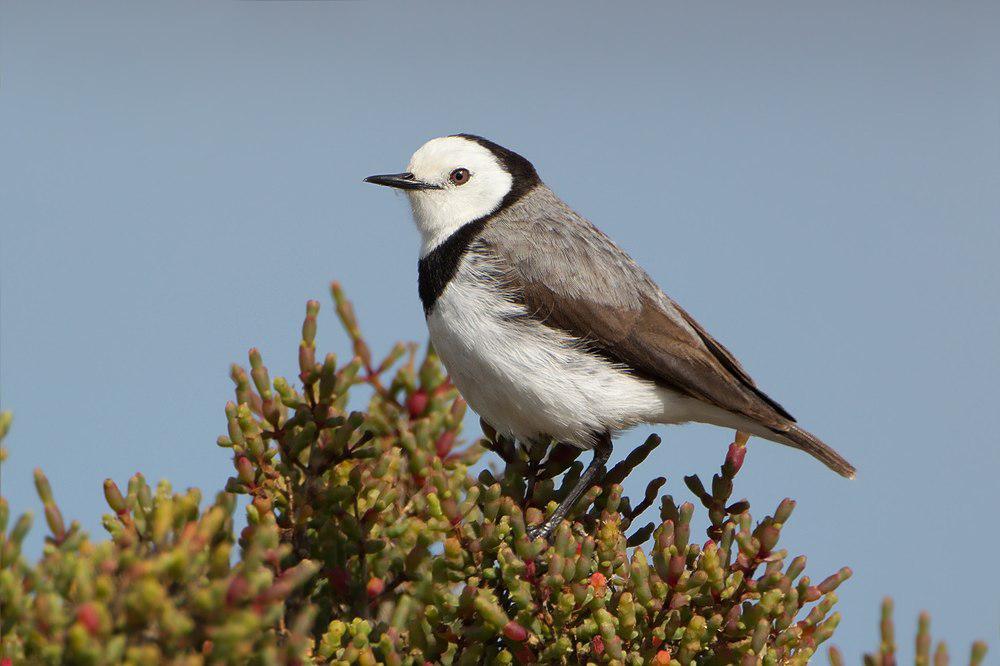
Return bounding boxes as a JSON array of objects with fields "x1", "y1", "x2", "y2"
[{"x1": 476, "y1": 186, "x2": 668, "y2": 312}]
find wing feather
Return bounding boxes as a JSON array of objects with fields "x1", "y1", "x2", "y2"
[{"x1": 477, "y1": 190, "x2": 794, "y2": 430}]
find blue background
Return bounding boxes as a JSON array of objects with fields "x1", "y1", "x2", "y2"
[{"x1": 2, "y1": 2, "x2": 998, "y2": 659}]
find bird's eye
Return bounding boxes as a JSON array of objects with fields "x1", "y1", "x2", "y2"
[{"x1": 449, "y1": 168, "x2": 471, "y2": 186}]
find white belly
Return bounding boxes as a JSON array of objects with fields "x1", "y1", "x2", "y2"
[{"x1": 426, "y1": 278, "x2": 702, "y2": 448}]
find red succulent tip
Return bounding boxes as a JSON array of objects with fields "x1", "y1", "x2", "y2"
[
  {"x1": 225, "y1": 576, "x2": 250, "y2": 605},
  {"x1": 76, "y1": 603, "x2": 101, "y2": 636},
  {"x1": 435, "y1": 431, "x2": 456, "y2": 458},
  {"x1": 406, "y1": 390, "x2": 429, "y2": 418},
  {"x1": 653, "y1": 649, "x2": 673, "y2": 664},
  {"x1": 726, "y1": 442, "x2": 746, "y2": 473},
  {"x1": 366, "y1": 577, "x2": 385, "y2": 599},
  {"x1": 503, "y1": 620, "x2": 529, "y2": 642}
]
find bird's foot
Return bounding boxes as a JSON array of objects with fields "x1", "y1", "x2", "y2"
[{"x1": 526, "y1": 522, "x2": 554, "y2": 542}]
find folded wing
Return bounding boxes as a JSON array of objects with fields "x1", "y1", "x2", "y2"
[{"x1": 478, "y1": 202, "x2": 794, "y2": 434}]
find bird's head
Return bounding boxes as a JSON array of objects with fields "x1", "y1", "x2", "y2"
[{"x1": 366, "y1": 134, "x2": 539, "y2": 255}]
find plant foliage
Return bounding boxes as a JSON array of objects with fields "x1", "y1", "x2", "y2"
[{"x1": 0, "y1": 285, "x2": 989, "y2": 664}]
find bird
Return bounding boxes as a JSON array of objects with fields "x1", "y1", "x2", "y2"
[{"x1": 365, "y1": 134, "x2": 855, "y2": 539}]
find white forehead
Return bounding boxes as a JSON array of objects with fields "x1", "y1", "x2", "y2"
[{"x1": 407, "y1": 136, "x2": 504, "y2": 178}]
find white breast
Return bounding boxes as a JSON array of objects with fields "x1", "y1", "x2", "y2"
[{"x1": 425, "y1": 270, "x2": 694, "y2": 448}]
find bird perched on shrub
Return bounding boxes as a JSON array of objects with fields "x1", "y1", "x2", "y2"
[{"x1": 366, "y1": 134, "x2": 854, "y2": 538}]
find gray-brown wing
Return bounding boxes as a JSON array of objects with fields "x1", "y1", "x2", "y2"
[{"x1": 478, "y1": 191, "x2": 794, "y2": 429}]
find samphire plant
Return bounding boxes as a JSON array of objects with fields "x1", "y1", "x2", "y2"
[{"x1": 0, "y1": 285, "x2": 989, "y2": 665}]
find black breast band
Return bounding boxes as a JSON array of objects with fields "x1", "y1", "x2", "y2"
[{"x1": 417, "y1": 217, "x2": 490, "y2": 314}]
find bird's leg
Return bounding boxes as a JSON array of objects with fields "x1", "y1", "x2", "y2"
[
  {"x1": 734, "y1": 431, "x2": 750, "y2": 447},
  {"x1": 521, "y1": 440, "x2": 550, "y2": 508},
  {"x1": 527, "y1": 433, "x2": 613, "y2": 541},
  {"x1": 523, "y1": 462, "x2": 538, "y2": 509}
]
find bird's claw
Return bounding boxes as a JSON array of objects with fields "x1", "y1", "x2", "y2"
[{"x1": 526, "y1": 525, "x2": 549, "y2": 542}]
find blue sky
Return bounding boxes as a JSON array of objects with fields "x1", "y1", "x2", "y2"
[{"x1": 2, "y1": 2, "x2": 998, "y2": 658}]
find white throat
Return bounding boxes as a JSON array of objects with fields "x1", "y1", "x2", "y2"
[
  {"x1": 408, "y1": 191, "x2": 508, "y2": 256},
  {"x1": 403, "y1": 136, "x2": 514, "y2": 256}
]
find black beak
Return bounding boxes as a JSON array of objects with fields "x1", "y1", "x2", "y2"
[{"x1": 364, "y1": 172, "x2": 441, "y2": 191}]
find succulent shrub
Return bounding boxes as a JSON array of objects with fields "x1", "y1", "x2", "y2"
[{"x1": 0, "y1": 285, "x2": 989, "y2": 665}]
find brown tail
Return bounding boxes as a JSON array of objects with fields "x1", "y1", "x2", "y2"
[{"x1": 780, "y1": 424, "x2": 856, "y2": 479}]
